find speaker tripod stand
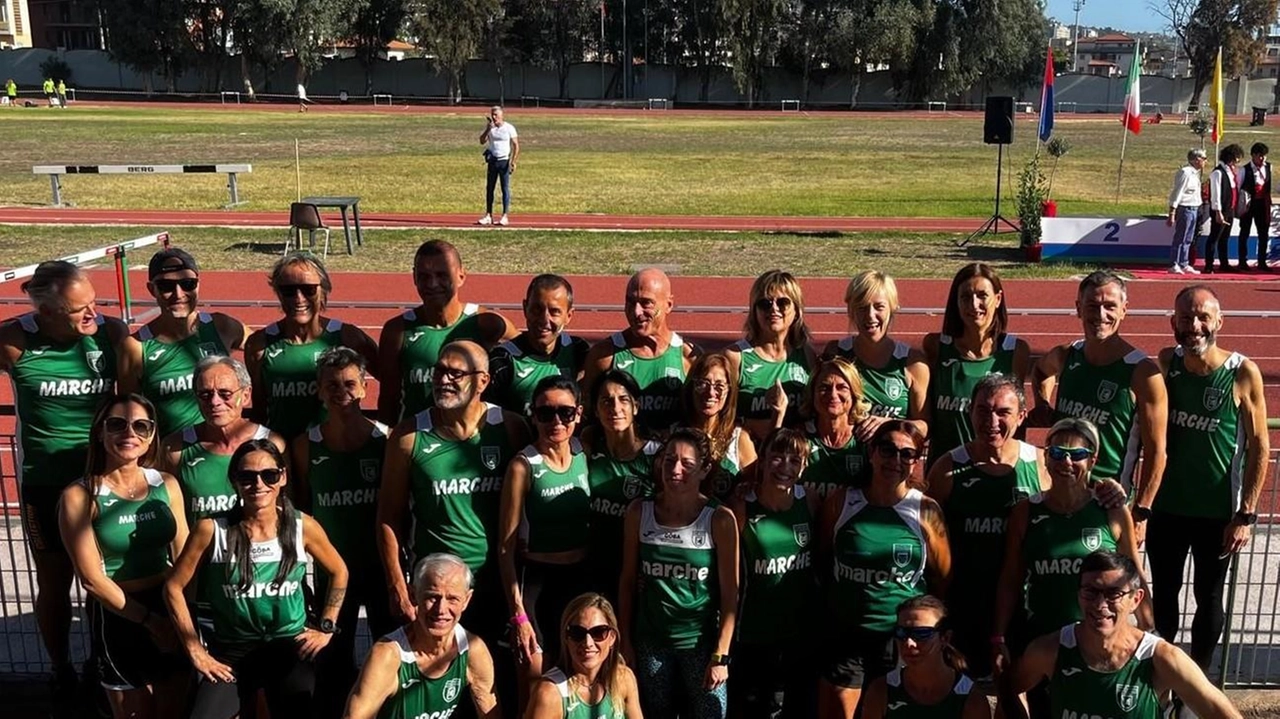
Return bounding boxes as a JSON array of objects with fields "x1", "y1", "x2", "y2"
[{"x1": 958, "y1": 142, "x2": 1021, "y2": 247}]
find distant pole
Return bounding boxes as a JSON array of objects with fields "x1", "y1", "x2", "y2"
[
  {"x1": 644, "y1": 0, "x2": 649, "y2": 97},
  {"x1": 622, "y1": 0, "x2": 628, "y2": 99},
  {"x1": 1072, "y1": 0, "x2": 1086, "y2": 72},
  {"x1": 295, "y1": 139, "x2": 301, "y2": 201},
  {"x1": 600, "y1": 2, "x2": 606, "y2": 98}
]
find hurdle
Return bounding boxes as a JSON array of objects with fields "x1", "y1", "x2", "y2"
[
  {"x1": 1056, "y1": 101, "x2": 1078, "y2": 113},
  {"x1": 372, "y1": 93, "x2": 393, "y2": 106},
  {"x1": 520, "y1": 95, "x2": 541, "y2": 108},
  {"x1": 781, "y1": 99, "x2": 801, "y2": 112},
  {"x1": 926, "y1": 101, "x2": 947, "y2": 112},
  {"x1": 220, "y1": 91, "x2": 241, "y2": 105},
  {"x1": 647, "y1": 98, "x2": 670, "y2": 110},
  {"x1": 0, "y1": 231, "x2": 170, "y2": 323},
  {"x1": 32, "y1": 164, "x2": 252, "y2": 208}
]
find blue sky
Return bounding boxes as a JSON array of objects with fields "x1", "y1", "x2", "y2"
[{"x1": 1043, "y1": 1, "x2": 1165, "y2": 33}]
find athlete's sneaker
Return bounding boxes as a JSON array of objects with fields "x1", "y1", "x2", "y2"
[
  {"x1": 498, "y1": 214, "x2": 509, "y2": 226},
  {"x1": 1168, "y1": 265, "x2": 1184, "y2": 274},
  {"x1": 477, "y1": 214, "x2": 493, "y2": 226},
  {"x1": 1181, "y1": 264, "x2": 1201, "y2": 275}
]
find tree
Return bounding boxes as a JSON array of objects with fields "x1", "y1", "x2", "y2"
[
  {"x1": 99, "y1": 0, "x2": 190, "y2": 94},
  {"x1": 506, "y1": 0, "x2": 597, "y2": 99},
  {"x1": 1153, "y1": 0, "x2": 1280, "y2": 104},
  {"x1": 830, "y1": 0, "x2": 933, "y2": 108},
  {"x1": 719, "y1": 0, "x2": 789, "y2": 107},
  {"x1": 350, "y1": 0, "x2": 409, "y2": 94},
  {"x1": 671, "y1": 0, "x2": 725, "y2": 101},
  {"x1": 410, "y1": 0, "x2": 499, "y2": 103}
]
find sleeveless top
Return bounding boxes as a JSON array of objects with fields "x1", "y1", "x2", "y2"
[
  {"x1": 488, "y1": 333, "x2": 589, "y2": 415},
  {"x1": 1023, "y1": 496, "x2": 1118, "y2": 638},
  {"x1": 1052, "y1": 341, "x2": 1145, "y2": 490},
  {"x1": 10, "y1": 313, "x2": 116, "y2": 487},
  {"x1": 833, "y1": 337, "x2": 912, "y2": 419},
  {"x1": 636, "y1": 501, "x2": 719, "y2": 648},
  {"x1": 306, "y1": 422, "x2": 389, "y2": 567},
  {"x1": 884, "y1": 667, "x2": 974, "y2": 719},
  {"x1": 519, "y1": 439, "x2": 592, "y2": 554},
  {"x1": 260, "y1": 318, "x2": 344, "y2": 439},
  {"x1": 733, "y1": 339, "x2": 811, "y2": 425},
  {"x1": 610, "y1": 331, "x2": 687, "y2": 431},
  {"x1": 137, "y1": 313, "x2": 229, "y2": 435},
  {"x1": 542, "y1": 667, "x2": 624, "y2": 719},
  {"x1": 927, "y1": 332, "x2": 1018, "y2": 468},
  {"x1": 88, "y1": 467, "x2": 177, "y2": 581},
  {"x1": 801, "y1": 421, "x2": 868, "y2": 500},
  {"x1": 202, "y1": 511, "x2": 308, "y2": 643},
  {"x1": 378, "y1": 623, "x2": 471, "y2": 719},
  {"x1": 1049, "y1": 624, "x2": 1161, "y2": 719},
  {"x1": 738, "y1": 487, "x2": 816, "y2": 644},
  {"x1": 831, "y1": 488, "x2": 927, "y2": 633},
  {"x1": 177, "y1": 424, "x2": 272, "y2": 521},
  {"x1": 397, "y1": 304, "x2": 487, "y2": 420}
]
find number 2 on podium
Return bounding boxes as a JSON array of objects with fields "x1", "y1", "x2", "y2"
[{"x1": 1102, "y1": 222, "x2": 1121, "y2": 242}]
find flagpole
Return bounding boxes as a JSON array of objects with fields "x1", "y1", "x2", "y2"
[{"x1": 1116, "y1": 123, "x2": 1128, "y2": 204}]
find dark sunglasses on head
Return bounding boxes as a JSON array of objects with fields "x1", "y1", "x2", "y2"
[
  {"x1": 875, "y1": 443, "x2": 920, "y2": 463},
  {"x1": 753, "y1": 296, "x2": 793, "y2": 312},
  {"x1": 276, "y1": 283, "x2": 320, "y2": 298},
  {"x1": 154, "y1": 278, "x2": 199, "y2": 293},
  {"x1": 532, "y1": 405, "x2": 578, "y2": 424},
  {"x1": 231, "y1": 468, "x2": 285, "y2": 487},
  {"x1": 566, "y1": 624, "x2": 614, "y2": 643},
  {"x1": 1046, "y1": 445, "x2": 1093, "y2": 462},
  {"x1": 893, "y1": 625, "x2": 941, "y2": 642},
  {"x1": 104, "y1": 416, "x2": 156, "y2": 438}
]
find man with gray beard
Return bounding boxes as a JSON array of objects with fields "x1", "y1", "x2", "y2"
[
  {"x1": 376, "y1": 341, "x2": 528, "y2": 707},
  {"x1": 1148, "y1": 285, "x2": 1269, "y2": 681}
]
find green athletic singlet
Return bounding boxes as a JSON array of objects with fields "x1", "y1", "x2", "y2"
[
  {"x1": 609, "y1": 332, "x2": 686, "y2": 431},
  {"x1": 884, "y1": 667, "x2": 974, "y2": 718},
  {"x1": 943, "y1": 441, "x2": 1041, "y2": 594},
  {"x1": 89, "y1": 468, "x2": 176, "y2": 581},
  {"x1": 306, "y1": 422, "x2": 388, "y2": 567},
  {"x1": 1022, "y1": 496, "x2": 1117, "y2": 638},
  {"x1": 176, "y1": 425, "x2": 271, "y2": 521},
  {"x1": 1052, "y1": 341, "x2": 1145, "y2": 490},
  {"x1": 737, "y1": 487, "x2": 815, "y2": 645},
  {"x1": 586, "y1": 438, "x2": 660, "y2": 591},
  {"x1": 138, "y1": 313, "x2": 229, "y2": 435},
  {"x1": 927, "y1": 333, "x2": 1018, "y2": 468},
  {"x1": 830, "y1": 488, "x2": 927, "y2": 633},
  {"x1": 519, "y1": 439, "x2": 591, "y2": 554},
  {"x1": 1049, "y1": 624, "x2": 1162, "y2": 719},
  {"x1": 801, "y1": 421, "x2": 868, "y2": 500},
  {"x1": 733, "y1": 340, "x2": 811, "y2": 427},
  {"x1": 202, "y1": 511, "x2": 308, "y2": 642},
  {"x1": 260, "y1": 319, "x2": 344, "y2": 439},
  {"x1": 635, "y1": 501, "x2": 719, "y2": 649},
  {"x1": 832, "y1": 338, "x2": 912, "y2": 419},
  {"x1": 397, "y1": 304, "x2": 487, "y2": 421},
  {"x1": 377, "y1": 623, "x2": 471, "y2": 719},
  {"x1": 488, "y1": 333, "x2": 588, "y2": 415},
  {"x1": 542, "y1": 667, "x2": 624, "y2": 719}
]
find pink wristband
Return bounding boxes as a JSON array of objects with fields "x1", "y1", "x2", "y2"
[{"x1": 512, "y1": 613, "x2": 529, "y2": 626}]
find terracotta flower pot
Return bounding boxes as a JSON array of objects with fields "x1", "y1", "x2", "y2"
[{"x1": 1024, "y1": 244, "x2": 1043, "y2": 263}]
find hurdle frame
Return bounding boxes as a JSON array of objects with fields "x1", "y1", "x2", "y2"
[
  {"x1": 372, "y1": 93, "x2": 393, "y2": 106},
  {"x1": 781, "y1": 99, "x2": 801, "y2": 112},
  {"x1": 32, "y1": 164, "x2": 252, "y2": 208},
  {"x1": 647, "y1": 98, "x2": 670, "y2": 110},
  {"x1": 220, "y1": 91, "x2": 241, "y2": 105},
  {"x1": 0, "y1": 231, "x2": 171, "y2": 323}
]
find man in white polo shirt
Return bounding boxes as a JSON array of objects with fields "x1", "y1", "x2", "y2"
[{"x1": 478, "y1": 105, "x2": 519, "y2": 226}]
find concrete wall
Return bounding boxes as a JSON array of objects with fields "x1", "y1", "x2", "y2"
[{"x1": 0, "y1": 46, "x2": 1275, "y2": 113}]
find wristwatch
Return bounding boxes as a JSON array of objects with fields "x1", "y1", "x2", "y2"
[
  {"x1": 1131, "y1": 506, "x2": 1152, "y2": 523},
  {"x1": 1236, "y1": 511, "x2": 1258, "y2": 526},
  {"x1": 318, "y1": 618, "x2": 337, "y2": 634},
  {"x1": 710, "y1": 653, "x2": 732, "y2": 667}
]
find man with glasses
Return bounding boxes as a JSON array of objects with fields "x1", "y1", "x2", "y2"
[
  {"x1": 584, "y1": 268, "x2": 696, "y2": 432},
  {"x1": 343, "y1": 553, "x2": 500, "y2": 719},
  {"x1": 159, "y1": 355, "x2": 286, "y2": 523},
  {"x1": 130, "y1": 248, "x2": 247, "y2": 436},
  {"x1": 485, "y1": 273, "x2": 588, "y2": 415},
  {"x1": 1006, "y1": 551, "x2": 1239, "y2": 719},
  {"x1": 1148, "y1": 286, "x2": 1269, "y2": 680},
  {"x1": 378, "y1": 340, "x2": 528, "y2": 707},
  {"x1": 378, "y1": 240, "x2": 515, "y2": 424},
  {"x1": 1031, "y1": 271, "x2": 1167, "y2": 540}
]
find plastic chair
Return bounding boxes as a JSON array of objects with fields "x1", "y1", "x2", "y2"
[{"x1": 284, "y1": 202, "x2": 329, "y2": 256}]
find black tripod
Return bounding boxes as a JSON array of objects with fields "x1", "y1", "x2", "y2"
[{"x1": 959, "y1": 142, "x2": 1021, "y2": 246}]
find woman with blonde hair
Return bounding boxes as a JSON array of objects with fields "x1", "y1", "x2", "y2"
[
  {"x1": 527, "y1": 592, "x2": 643, "y2": 718},
  {"x1": 726, "y1": 269, "x2": 817, "y2": 442},
  {"x1": 824, "y1": 271, "x2": 929, "y2": 441},
  {"x1": 244, "y1": 251, "x2": 379, "y2": 439},
  {"x1": 799, "y1": 358, "x2": 873, "y2": 500},
  {"x1": 680, "y1": 352, "x2": 757, "y2": 499}
]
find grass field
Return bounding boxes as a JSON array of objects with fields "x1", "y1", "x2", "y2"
[
  {"x1": 1, "y1": 106, "x2": 1273, "y2": 218},
  {"x1": 0, "y1": 225, "x2": 1102, "y2": 278}
]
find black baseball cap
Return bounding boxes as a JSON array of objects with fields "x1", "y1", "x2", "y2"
[{"x1": 148, "y1": 247, "x2": 199, "y2": 278}]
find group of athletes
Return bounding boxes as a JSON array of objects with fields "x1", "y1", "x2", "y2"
[{"x1": 0, "y1": 238, "x2": 1264, "y2": 719}]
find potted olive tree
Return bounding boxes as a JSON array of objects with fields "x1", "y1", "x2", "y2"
[
  {"x1": 1043, "y1": 136, "x2": 1071, "y2": 217},
  {"x1": 1017, "y1": 154, "x2": 1049, "y2": 261}
]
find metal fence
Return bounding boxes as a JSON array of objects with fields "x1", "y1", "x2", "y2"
[{"x1": 0, "y1": 435, "x2": 1277, "y2": 687}]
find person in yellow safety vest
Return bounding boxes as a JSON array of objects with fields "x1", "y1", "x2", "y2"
[
  {"x1": 3, "y1": 78, "x2": 15, "y2": 107},
  {"x1": 56, "y1": 79, "x2": 67, "y2": 108},
  {"x1": 42, "y1": 77, "x2": 54, "y2": 106}
]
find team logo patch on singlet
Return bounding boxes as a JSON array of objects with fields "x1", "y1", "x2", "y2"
[
  {"x1": 1082, "y1": 528, "x2": 1103, "y2": 551},
  {"x1": 1116, "y1": 684, "x2": 1139, "y2": 712},
  {"x1": 623, "y1": 475, "x2": 642, "y2": 499},
  {"x1": 481, "y1": 446, "x2": 500, "y2": 470},
  {"x1": 793, "y1": 523, "x2": 811, "y2": 547},
  {"x1": 665, "y1": 367, "x2": 681, "y2": 379},
  {"x1": 199, "y1": 343, "x2": 221, "y2": 358},
  {"x1": 692, "y1": 530, "x2": 709, "y2": 547},
  {"x1": 360, "y1": 459, "x2": 379, "y2": 482},
  {"x1": 1097, "y1": 381, "x2": 1118, "y2": 403},
  {"x1": 886, "y1": 377, "x2": 905, "y2": 401},
  {"x1": 443, "y1": 677, "x2": 462, "y2": 703},
  {"x1": 86, "y1": 350, "x2": 105, "y2": 375},
  {"x1": 893, "y1": 543, "x2": 913, "y2": 568},
  {"x1": 790, "y1": 365, "x2": 809, "y2": 383},
  {"x1": 1203, "y1": 387, "x2": 1226, "y2": 412},
  {"x1": 846, "y1": 455, "x2": 864, "y2": 474}
]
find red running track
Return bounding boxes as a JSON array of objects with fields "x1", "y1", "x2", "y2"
[{"x1": 0, "y1": 206, "x2": 981, "y2": 233}]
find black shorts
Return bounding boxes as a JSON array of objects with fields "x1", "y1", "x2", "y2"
[
  {"x1": 90, "y1": 586, "x2": 187, "y2": 691},
  {"x1": 822, "y1": 627, "x2": 896, "y2": 690},
  {"x1": 520, "y1": 559, "x2": 590, "y2": 663},
  {"x1": 21, "y1": 484, "x2": 67, "y2": 553}
]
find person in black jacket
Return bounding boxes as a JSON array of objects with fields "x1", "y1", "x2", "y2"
[
  {"x1": 1206, "y1": 144, "x2": 1244, "y2": 274},
  {"x1": 1239, "y1": 142, "x2": 1274, "y2": 272}
]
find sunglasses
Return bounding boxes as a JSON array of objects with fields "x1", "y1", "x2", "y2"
[
  {"x1": 1046, "y1": 445, "x2": 1093, "y2": 462},
  {"x1": 231, "y1": 468, "x2": 285, "y2": 487},
  {"x1": 433, "y1": 365, "x2": 485, "y2": 383},
  {"x1": 1079, "y1": 586, "x2": 1134, "y2": 603},
  {"x1": 532, "y1": 405, "x2": 578, "y2": 424},
  {"x1": 153, "y1": 278, "x2": 198, "y2": 293},
  {"x1": 893, "y1": 625, "x2": 941, "y2": 642},
  {"x1": 104, "y1": 416, "x2": 156, "y2": 438},
  {"x1": 875, "y1": 443, "x2": 921, "y2": 463},
  {"x1": 196, "y1": 388, "x2": 241, "y2": 403},
  {"x1": 276, "y1": 283, "x2": 320, "y2": 298},
  {"x1": 566, "y1": 624, "x2": 614, "y2": 643},
  {"x1": 754, "y1": 296, "x2": 793, "y2": 312}
]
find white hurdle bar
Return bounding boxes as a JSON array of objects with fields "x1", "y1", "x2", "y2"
[{"x1": 32, "y1": 164, "x2": 253, "y2": 208}]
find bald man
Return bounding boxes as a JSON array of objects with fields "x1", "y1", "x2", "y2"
[
  {"x1": 584, "y1": 268, "x2": 697, "y2": 431},
  {"x1": 378, "y1": 340, "x2": 529, "y2": 653},
  {"x1": 378, "y1": 240, "x2": 516, "y2": 425}
]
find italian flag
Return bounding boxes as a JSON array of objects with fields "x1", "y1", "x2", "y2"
[{"x1": 1121, "y1": 42, "x2": 1142, "y2": 134}]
